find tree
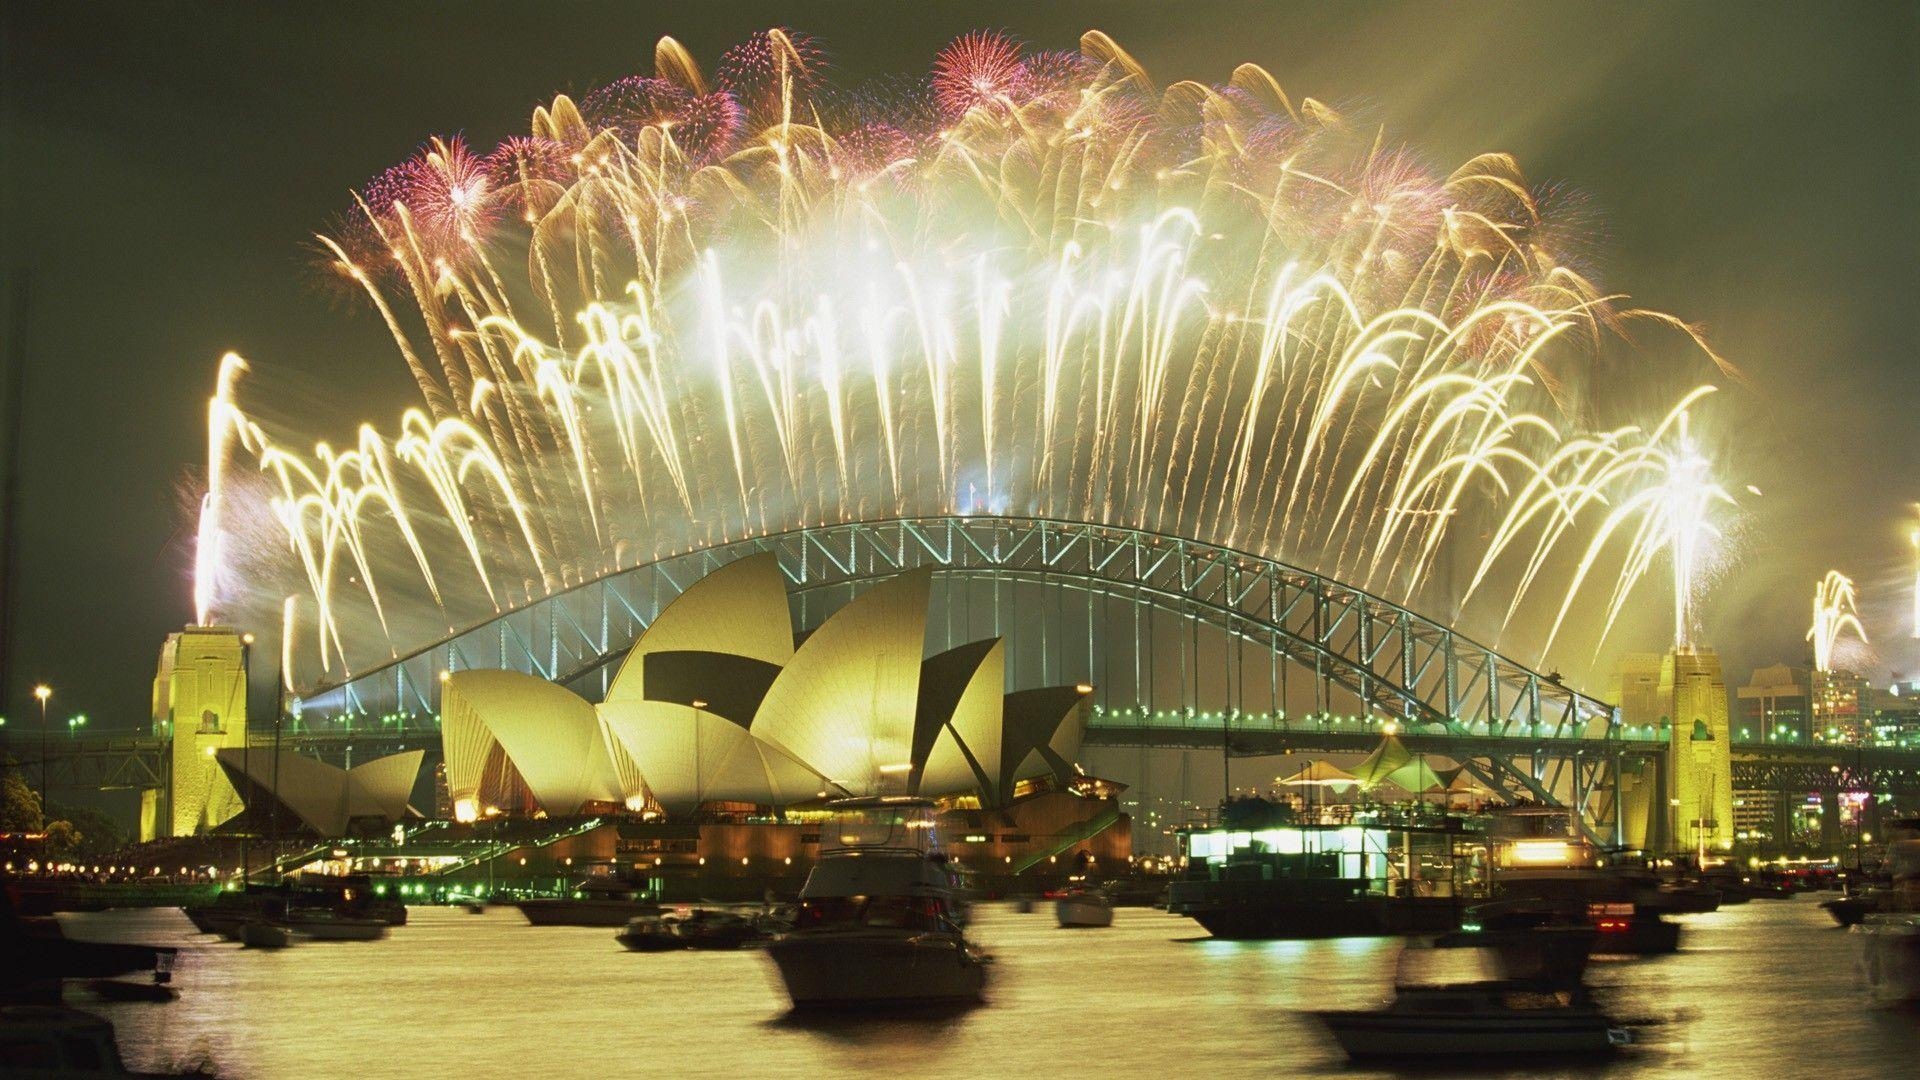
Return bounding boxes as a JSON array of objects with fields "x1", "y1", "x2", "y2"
[
  {"x1": 43, "y1": 819, "x2": 81, "y2": 858},
  {"x1": 1, "y1": 763, "x2": 43, "y2": 832},
  {"x1": 46, "y1": 803, "x2": 125, "y2": 857}
]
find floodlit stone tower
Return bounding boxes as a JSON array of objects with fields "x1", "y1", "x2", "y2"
[
  {"x1": 151, "y1": 626, "x2": 250, "y2": 837},
  {"x1": 1614, "y1": 648, "x2": 1734, "y2": 855},
  {"x1": 1661, "y1": 648, "x2": 1734, "y2": 857}
]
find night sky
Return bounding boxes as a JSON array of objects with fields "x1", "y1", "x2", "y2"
[{"x1": 3, "y1": 1, "x2": 1916, "y2": 733}]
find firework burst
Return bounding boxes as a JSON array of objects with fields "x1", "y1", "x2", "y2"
[
  {"x1": 192, "y1": 29, "x2": 1738, "y2": 687},
  {"x1": 1809, "y1": 569, "x2": 1869, "y2": 672},
  {"x1": 932, "y1": 30, "x2": 1028, "y2": 119}
]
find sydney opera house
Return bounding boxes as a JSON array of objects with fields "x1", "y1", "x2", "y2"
[
  {"x1": 176, "y1": 557, "x2": 1129, "y2": 893},
  {"x1": 440, "y1": 554, "x2": 1098, "y2": 821},
  {"x1": 161, "y1": 553, "x2": 1121, "y2": 891}
]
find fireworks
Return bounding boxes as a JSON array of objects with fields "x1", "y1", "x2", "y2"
[
  {"x1": 1808, "y1": 570, "x2": 1868, "y2": 672},
  {"x1": 1910, "y1": 504, "x2": 1919, "y2": 640},
  {"x1": 192, "y1": 29, "x2": 1736, "y2": 685},
  {"x1": 932, "y1": 31, "x2": 1027, "y2": 118}
]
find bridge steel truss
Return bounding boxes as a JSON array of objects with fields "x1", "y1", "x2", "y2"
[{"x1": 297, "y1": 516, "x2": 1645, "y2": 842}]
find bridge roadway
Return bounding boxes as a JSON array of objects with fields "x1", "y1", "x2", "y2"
[{"x1": 14, "y1": 717, "x2": 1920, "y2": 798}]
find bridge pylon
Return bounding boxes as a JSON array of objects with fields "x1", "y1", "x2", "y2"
[
  {"x1": 1617, "y1": 648, "x2": 1733, "y2": 857},
  {"x1": 150, "y1": 625, "x2": 251, "y2": 839}
]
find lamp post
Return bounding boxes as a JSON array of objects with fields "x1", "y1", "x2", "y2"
[
  {"x1": 239, "y1": 632, "x2": 253, "y2": 885},
  {"x1": 33, "y1": 684, "x2": 50, "y2": 817}
]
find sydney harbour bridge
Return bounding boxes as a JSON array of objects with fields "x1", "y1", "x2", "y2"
[{"x1": 39, "y1": 515, "x2": 1920, "y2": 848}]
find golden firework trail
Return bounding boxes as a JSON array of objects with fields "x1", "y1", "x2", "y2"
[
  {"x1": 1808, "y1": 569, "x2": 1868, "y2": 673},
  {"x1": 1910, "y1": 504, "x2": 1919, "y2": 640},
  {"x1": 190, "y1": 29, "x2": 1737, "y2": 683}
]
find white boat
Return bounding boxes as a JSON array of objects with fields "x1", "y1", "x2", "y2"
[
  {"x1": 765, "y1": 796, "x2": 989, "y2": 1009},
  {"x1": 1316, "y1": 930, "x2": 1629, "y2": 1059},
  {"x1": 1318, "y1": 983, "x2": 1629, "y2": 1058},
  {"x1": 1055, "y1": 886, "x2": 1114, "y2": 928},
  {"x1": 284, "y1": 909, "x2": 390, "y2": 941}
]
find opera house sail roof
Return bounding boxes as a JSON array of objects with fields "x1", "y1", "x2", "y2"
[
  {"x1": 215, "y1": 748, "x2": 423, "y2": 837},
  {"x1": 440, "y1": 553, "x2": 1092, "y2": 820}
]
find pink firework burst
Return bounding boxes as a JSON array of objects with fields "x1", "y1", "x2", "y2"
[
  {"x1": 717, "y1": 28, "x2": 826, "y2": 121},
  {"x1": 583, "y1": 76, "x2": 693, "y2": 141},
  {"x1": 360, "y1": 161, "x2": 414, "y2": 218},
  {"x1": 833, "y1": 122, "x2": 916, "y2": 181},
  {"x1": 672, "y1": 91, "x2": 746, "y2": 164},
  {"x1": 486, "y1": 135, "x2": 572, "y2": 221},
  {"x1": 1019, "y1": 50, "x2": 1091, "y2": 100},
  {"x1": 931, "y1": 31, "x2": 1027, "y2": 120},
  {"x1": 389, "y1": 135, "x2": 500, "y2": 252}
]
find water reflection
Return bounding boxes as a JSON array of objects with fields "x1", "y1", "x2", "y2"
[{"x1": 53, "y1": 896, "x2": 1918, "y2": 1079}]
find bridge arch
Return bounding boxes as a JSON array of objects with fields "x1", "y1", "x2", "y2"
[{"x1": 307, "y1": 517, "x2": 1622, "y2": 738}]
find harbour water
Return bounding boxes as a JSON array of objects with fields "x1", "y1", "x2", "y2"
[{"x1": 58, "y1": 897, "x2": 1917, "y2": 1079}]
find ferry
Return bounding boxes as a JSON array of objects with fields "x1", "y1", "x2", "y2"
[
  {"x1": 1167, "y1": 799, "x2": 1484, "y2": 939},
  {"x1": 514, "y1": 876, "x2": 662, "y2": 927},
  {"x1": 765, "y1": 796, "x2": 989, "y2": 1008},
  {"x1": 1478, "y1": 808, "x2": 1681, "y2": 956}
]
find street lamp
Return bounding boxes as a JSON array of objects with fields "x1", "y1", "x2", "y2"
[
  {"x1": 67, "y1": 714, "x2": 87, "y2": 737},
  {"x1": 33, "y1": 685, "x2": 51, "y2": 811}
]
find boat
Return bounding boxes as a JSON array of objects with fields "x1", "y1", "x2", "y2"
[
  {"x1": 1823, "y1": 891, "x2": 1881, "y2": 928},
  {"x1": 1054, "y1": 885, "x2": 1115, "y2": 928},
  {"x1": 765, "y1": 796, "x2": 990, "y2": 1009},
  {"x1": 616, "y1": 914, "x2": 687, "y2": 952},
  {"x1": 1167, "y1": 799, "x2": 1479, "y2": 939},
  {"x1": 1600, "y1": 864, "x2": 1720, "y2": 915},
  {"x1": 1860, "y1": 913, "x2": 1920, "y2": 1005},
  {"x1": 676, "y1": 908, "x2": 766, "y2": 950},
  {"x1": 1317, "y1": 974, "x2": 1631, "y2": 1058},
  {"x1": 514, "y1": 876, "x2": 662, "y2": 927},
  {"x1": 284, "y1": 908, "x2": 390, "y2": 941},
  {"x1": 1484, "y1": 809, "x2": 1680, "y2": 955},
  {"x1": 1316, "y1": 928, "x2": 1631, "y2": 1059},
  {"x1": 183, "y1": 873, "x2": 404, "y2": 935},
  {"x1": 1859, "y1": 823, "x2": 1920, "y2": 1004},
  {"x1": 2, "y1": 890, "x2": 177, "y2": 1005},
  {"x1": 238, "y1": 919, "x2": 291, "y2": 949},
  {"x1": 1650, "y1": 881, "x2": 1722, "y2": 915},
  {"x1": 83, "y1": 978, "x2": 180, "y2": 1003},
  {"x1": 0, "y1": 1006, "x2": 214, "y2": 1077}
]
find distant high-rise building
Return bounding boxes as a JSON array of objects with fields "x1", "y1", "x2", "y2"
[
  {"x1": 1736, "y1": 664, "x2": 1812, "y2": 743},
  {"x1": 1870, "y1": 678, "x2": 1920, "y2": 745},
  {"x1": 1811, "y1": 668, "x2": 1871, "y2": 743},
  {"x1": 1613, "y1": 654, "x2": 1665, "y2": 734}
]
